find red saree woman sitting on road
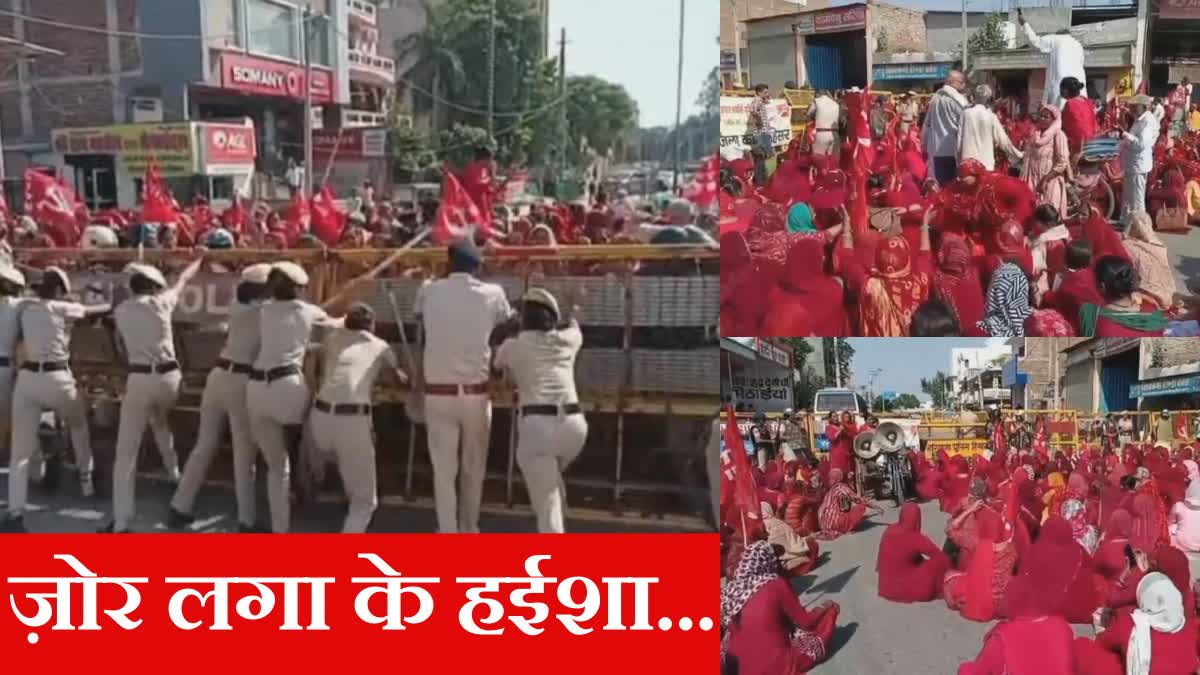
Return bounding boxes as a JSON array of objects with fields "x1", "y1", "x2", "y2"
[
  {"x1": 943, "y1": 509, "x2": 1017, "y2": 622},
  {"x1": 957, "y1": 576, "x2": 1075, "y2": 675},
  {"x1": 876, "y1": 503, "x2": 952, "y2": 603},
  {"x1": 817, "y1": 469, "x2": 875, "y2": 540}
]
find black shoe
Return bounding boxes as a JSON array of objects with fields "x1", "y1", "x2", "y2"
[
  {"x1": 97, "y1": 522, "x2": 131, "y2": 534},
  {"x1": 166, "y1": 508, "x2": 195, "y2": 530},
  {"x1": 0, "y1": 515, "x2": 27, "y2": 533},
  {"x1": 237, "y1": 523, "x2": 270, "y2": 533}
]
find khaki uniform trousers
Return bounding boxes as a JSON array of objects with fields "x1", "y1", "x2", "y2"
[
  {"x1": 8, "y1": 369, "x2": 94, "y2": 516},
  {"x1": 247, "y1": 373, "x2": 311, "y2": 533},
  {"x1": 112, "y1": 370, "x2": 181, "y2": 530},
  {"x1": 424, "y1": 392, "x2": 492, "y2": 533},
  {"x1": 515, "y1": 412, "x2": 587, "y2": 533},
  {"x1": 707, "y1": 417, "x2": 721, "y2": 528},
  {"x1": 171, "y1": 368, "x2": 256, "y2": 526},
  {"x1": 308, "y1": 408, "x2": 377, "y2": 533},
  {"x1": 0, "y1": 364, "x2": 14, "y2": 448}
]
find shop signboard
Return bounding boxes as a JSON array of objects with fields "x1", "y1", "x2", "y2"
[
  {"x1": 872, "y1": 62, "x2": 953, "y2": 81},
  {"x1": 793, "y1": 5, "x2": 866, "y2": 35},
  {"x1": 720, "y1": 50, "x2": 737, "y2": 71},
  {"x1": 1130, "y1": 374, "x2": 1200, "y2": 399},
  {"x1": 51, "y1": 123, "x2": 197, "y2": 176},
  {"x1": 201, "y1": 122, "x2": 257, "y2": 174},
  {"x1": 753, "y1": 338, "x2": 791, "y2": 368},
  {"x1": 219, "y1": 52, "x2": 334, "y2": 104},
  {"x1": 313, "y1": 128, "x2": 387, "y2": 159},
  {"x1": 1160, "y1": 0, "x2": 1200, "y2": 20},
  {"x1": 719, "y1": 96, "x2": 792, "y2": 153}
]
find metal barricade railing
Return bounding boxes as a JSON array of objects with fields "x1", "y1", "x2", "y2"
[{"x1": 13, "y1": 245, "x2": 720, "y2": 519}]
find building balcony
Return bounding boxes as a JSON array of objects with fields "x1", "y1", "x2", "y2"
[
  {"x1": 348, "y1": 0, "x2": 377, "y2": 27},
  {"x1": 341, "y1": 108, "x2": 388, "y2": 128},
  {"x1": 348, "y1": 48, "x2": 395, "y2": 87}
]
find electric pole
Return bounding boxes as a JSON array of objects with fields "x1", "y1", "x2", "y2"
[
  {"x1": 303, "y1": 2, "x2": 314, "y2": 204},
  {"x1": 672, "y1": 0, "x2": 685, "y2": 192},
  {"x1": 558, "y1": 28, "x2": 568, "y2": 200},
  {"x1": 961, "y1": 0, "x2": 968, "y2": 73},
  {"x1": 487, "y1": 0, "x2": 496, "y2": 139}
]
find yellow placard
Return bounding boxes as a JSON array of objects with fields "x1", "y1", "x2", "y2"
[{"x1": 51, "y1": 123, "x2": 198, "y2": 176}]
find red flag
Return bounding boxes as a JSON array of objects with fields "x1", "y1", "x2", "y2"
[
  {"x1": 843, "y1": 89, "x2": 875, "y2": 238},
  {"x1": 282, "y1": 191, "x2": 310, "y2": 246},
  {"x1": 310, "y1": 184, "x2": 346, "y2": 246},
  {"x1": 683, "y1": 154, "x2": 718, "y2": 208},
  {"x1": 724, "y1": 405, "x2": 763, "y2": 540},
  {"x1": 432, "y1": 168, "x2": 488, "y2": 245},
  {"x1": 220, "y1": 199, "x2": 246, "y2": 233},
  {"x1": 23, "y1": 169, "x2": 82, "y2": 246},
  {"x1": 142, "y1": 160, "x2": 180, "y2": 223}
]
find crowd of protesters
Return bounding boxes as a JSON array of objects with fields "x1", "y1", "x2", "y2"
[{"x1": 720, "y1": 70, "x2": 1200, "y2": 338}]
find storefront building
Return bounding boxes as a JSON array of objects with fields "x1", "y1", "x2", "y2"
[
  {"x1": 720, "y1": 337, "x2": 795, "y2": 414},
  {"x1": 1147, "y1": 3, "x2": 1200, "y2": 96},
  {"x1": 312, "y1": 126, "x2": 388, "y2": 197},
  {"x1": 870, "y1": 58, "x2": 956, "y2": 93}
]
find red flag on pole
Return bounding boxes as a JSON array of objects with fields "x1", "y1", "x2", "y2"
[
  {"x1": 683, "y1": 154, "x2": 718, "y2": 208},
  {"x1": 432, "y1": 167, "x2": 489, "y2": 245},
  {"x1": 724, "y1": 404, "x2": 763, "y2": 540},
  {"x1": 23, "y1": 169, "x2": 83, "y2": 246},
  {"x1": 310, "y1": 184, "x2": 346, "y2": 246},
  {"x1": 142, "y1": 160, "x2": 180, "y2": 224},
  {"x1": 282, "y1": 191, "x2": 311, "y2": 246}
]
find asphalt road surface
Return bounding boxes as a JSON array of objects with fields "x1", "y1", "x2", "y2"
[{"x1": 1165, "y1": 221, "x2": 1200, "y2": 292}]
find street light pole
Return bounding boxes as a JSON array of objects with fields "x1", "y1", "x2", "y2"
[
  {"x1": 961, "y1": 0, "x2": 969, "y2": 73},
  {"x1": 487, "y1": 0, "x2": 496, "y2": 139},
  {"x1": 302, "y1": 3, "x2": 314, "y2": 204},
  {"x1": 672, "y1": 0, "x2": 685, "y2": 192}
]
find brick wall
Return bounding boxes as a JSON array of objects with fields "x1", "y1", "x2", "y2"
[
  {"x1": 28, "y1": 82, "x2": 117, "y2": 137},
  {"x1": 871, "y1": 3, "x2": 926, "y2": 54},
  {"x1": 721, "y1": 0, "x2": 833, "y2": 51}
]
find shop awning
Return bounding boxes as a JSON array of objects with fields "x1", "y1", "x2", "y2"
[
  {"x1": 1130, "y1": 374, "x2": 1200, "y2": 398},
  {"x1": 973, "y1": 43, "x2": 1133, "y2": 71},
  {"x1": 721, "y1": 338, "x2": 758, "y2": 362}
]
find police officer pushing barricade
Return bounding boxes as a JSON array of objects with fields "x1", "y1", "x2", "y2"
[
  {"x1": 3, "y1": 267, "x2": 111, "y2": 533},
  {"x1": 0, "y1": 262, "x2": 26, "y2": 456},
  {"x1": 415, "y1": 238, "x2": 514, "y2": 533},
  {"x1": 169, "y1": 262, "x2": 272, "y2": 532},
  {"x1": 492, "y1": 287, "x2": 587, "y2": 533},
  {"x1": 306, "y1": 302, "x2": 407, "y2": 533},
  {"x1": 101, "y1": 256, "x2": 203, "y2": 533}
]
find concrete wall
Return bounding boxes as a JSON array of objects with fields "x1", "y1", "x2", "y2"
[
  {"x1": 1064, "y1": 360, "x2": 1097, "y2": 413},
  {"x1": 748, "y1": 33, "x2": 799, "y2": 89},
  {"x1": 722, "y1": 0, "x2": 832, "y2": 51},
  {"x1": 870, "y1": 4, "x2": 925, "y2": 54},
  {"x1": 924, "y1": 11, "x2": 991, "y2": 55},
  {"x1": 1147, "y1": 338, "x2": 1200, "y2": 370}
]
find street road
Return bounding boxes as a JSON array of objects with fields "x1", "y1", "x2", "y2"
[{"x1": 1167, "y1": 224, "x2": 1200, "y2": 293}]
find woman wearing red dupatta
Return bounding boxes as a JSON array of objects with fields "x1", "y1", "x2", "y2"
[
  {"x1": 958, "y1": 575, "x2": 1075, "y2": 675},
  {"x1": 910, "y1": 450, "x2": 943, "y2": 501},
  {"x1": 719, "y1": 232, "x2": 767, "y2": 336},
  {"x1": 817, "y1": 469, "x2": 874, "y2": 539},
  {"x1": 1153, "y1": 545, "x2": 1196, "y2": 617},
  {"x1": 876, "y1": 503, "x2": 952, "y2": 603},
  {"x1": 766, "y1": 236, "x2": 851, "y2": 336},
  {"x1": 943, "y1": 509, "x2": 1015, "y2": 622},
  {"x1": 1094, "y1": 509, "x2": 1135, "y2": 583},
  {"x1": 941, "y1": 456, "x2": 972, "y2": 514},
  {"x1": 1074, "y1": 571, "x2": 1199, "y2": 675},
  {"x1": 842, "y1": 223, "x2": 934, "y2": 337},
  {"x1": 764, "y1": 154, "x2": 813, "y2": 206},
  {"x1": 932, "y1": 233, "x2": 986, "y2": 337}
]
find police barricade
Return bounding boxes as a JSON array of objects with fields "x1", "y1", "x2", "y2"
[
  {"x1": 1078, "y1": 410, "x2": 1155, "y2": 447},
  {"x1": 13, "y1": 245, "x2": 719, "y2": 523}
]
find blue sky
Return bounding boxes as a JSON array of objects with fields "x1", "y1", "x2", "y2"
[
  {"x1": 548, "y1": 0, "x2": 718, "y2": 128},
  {"x1": 846, "y1": 338, "x2": 1009, "y2": 401}
]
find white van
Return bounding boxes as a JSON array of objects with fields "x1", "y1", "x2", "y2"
[{"x1": 813, "y1": 388, "x2": 871, "y2": 420}]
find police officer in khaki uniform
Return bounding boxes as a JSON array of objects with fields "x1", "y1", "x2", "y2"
[
  {"x1": 101, "y1": 256, "x2": 203, "y2": 532},
  {"x1": 306, "y1": 302, "x2": 406, "y2": 533},
  {"x1": 2, "y1": 267, "x2": 110, "y2": 532},
  {"x1": 0, "y1": 262, "x2": 27, "y2": 454},
  {"x1": 415, "y1": 240, "x2": 514, "y2": 533},
  {"x1": 246, "y1": 262, "x2": 370, "y2": 533},
  {"x1": 492, "y1": 288, "x2": 586, "y2": 533},
  {"x1": 168, "y1": 263, "x2": 272, "y2": 532}
]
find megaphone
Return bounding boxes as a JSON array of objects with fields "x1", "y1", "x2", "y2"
[
  {"x1": 871, "y1": 422, "x2": 906, "y2": 454},
  {"x1": 853, "y1": 430, "x2": 878, "y2": 460}
]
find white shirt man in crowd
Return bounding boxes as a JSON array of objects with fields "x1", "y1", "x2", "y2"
[
  {"x1": 306, "y1": 302, "x2": 406, "y2": 533},
  {"x1": 103, "y1": 256, "x2": 203, "y2": 532},
  {"x1": 169, "y1": 263, "x2": 272, "y2": 532},
  {"x1": 3, "y1": 268, "x2": 111, "y2": 532},
  {"x1": 1020, "y1": 10, "x2": 1085, "y2": 109},
  {"x1": 493, "y1": 287, "x2": 587, "y2": 533},
  {"x1": 922, "y1": 70, "x2": 969, "y2": 185},
  {"x1": 0, "y1": 263, "x2": 25, "y2": 461},
  {"x1": 958, "y1": 84, "x2": 1023, "y2": 171},
  {"x1": 415, "y1": 239, "x2": 514, "y2": 533},
  {"x1": 808, "y1": 90, "x2": 841, "y2": 156},
  {"x1": 1119, "y1": 94, "x2": 1160, "y2": 228}
]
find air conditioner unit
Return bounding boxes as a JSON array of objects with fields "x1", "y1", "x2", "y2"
[{"x1": 130, "y1": 97, "x2": 163, "y2": 123}]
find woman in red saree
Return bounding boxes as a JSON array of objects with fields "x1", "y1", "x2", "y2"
[
  {"x1": 1094, "y1": 508, "x2": 1135, "y2": 583},
  {"x1": 817, "y1": 469, "x2": 874, "y2": 539},
  {"x1": 1147, "y1": 165, "x2": 1187, "y2": 218},
  {"x1": 931, "y1": 233, "x2": 986, "y2": 337},
  {"x1": 1059, "y1": 77, "x2": 1097, "y2": 155},
  {"x1": 1131, "y1": 492, "x2": 1168, "y2": 555},
  {"x1": 1073, "y1": 572, "x2": 1199, "y2": 675},
  {"x1": 842, "y1": 225, "x2": 934, "y2": 337},
  {"x1": 764, "y1": 153, "x2": 813, "y2": 206},
  {"x1": 943, "y1": 509, "x2": 1015, "y2": 622},
  {"x1": 910, "y1": 450, "x2": 943, "y2": 501},
  {"x1": 722, "y1": 541, "x2": 841, "y2": 675},
  {"x1": 958, "y1": 575, "x2": 1075, "y2": 675},
  {"x1": 765, "y1": 235, "x2": 851, "y2": 336},
  {"x1": 719, "y1": 231, "x2": 767, "y2": 336},
  {"x1": 940, "y1": 456, "x2": 973, "y2": 514},
  {"x1": 1153, "y1": 545, "x2": 1196, "y2": 618},
  {"x1": 876, "y1": 503, "x2": 952, "y2": 603}
]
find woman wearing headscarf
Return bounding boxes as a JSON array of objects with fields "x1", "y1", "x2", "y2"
[
  {"x1": 721, "y1": 541, "x2": 841, "y2": 675},
  {"x1": 719, "y1": 232, "x2": 768, "y2": 336},
  {"x1": 1073, "y1": 572, "x2": 1199, "y2": 675},
  {"x1": 910, "y1": 450, "x2": 943, "y2": 502},
  {"x1": 817, "y1": 468, "x2": 876, "y2": 540},
  {"x1": 1021, "y1": 104, "x2": 1071, "y2": 216},
  {"x1": 957, "y1": 576, "x2": 1075, "y2": 675},
  {"x1": 1168, "y1": 481, "x2": 1200, "y2": 552},
  {"x1": 946, "y1": 490, "x2": 1004, "y2": 569},
  {"x1": 1131, "y1": 492, "x2": 1167, "y2": 557},
  {"x1": 1081, "y1": 256, "x2": 1169, "y2": 337},
  {"x1": 1094, "y1": 508, "x2": 1135, "y2": 583},
  {"x1": 1124, "y1": 212, "x2": 1178, "y2": 310},
  {"x1": 765, "y1": 219, "x2": 851, "y2": 336},
  {"x1": 1017, "y1": 516, "x2": 1098, "y2": 624},
  {"x1": 943, "y1": 510, "x2": 1016, "y2": 622},
  {"x1": 765, "y1": 154, "x2": 813, "y2": 206},
  {"x1": 940, "y1": 455, "x2": 973, "y2": 514},
  {"x1": 1062, "y1": 497, "x2": 1101, "y2": 555},
  {"x1": 931, "y1": 233, "x2": 986, "y2": 337},
  {"x1": 978, "y1": 261, "x2": 1033, "y2": 337},
  {"x1": 842, "y1": 217, "x2": 934, "y2": 337},
  {"x1": 1153, "y1": 545, "x2": 1196, "y2": 618},
  {"x1": 876, "y1": 503, "x2": 952, "y2": 603},
  {"x1": 1147, "y1": 165, "x2": 1187, "y2": 220}
]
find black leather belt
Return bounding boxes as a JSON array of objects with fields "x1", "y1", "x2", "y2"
[
  {"x1": 216, "y1": 358, "x2": 253, "y2": 375},
  {"x1": 249, "y1": 364, "x2": 301, "y2": 383},
  {"x1": 21, "y1": 361, "x2": 68, "y2": 373},
  {"x1": 521, "y1": 404, "x2": 582, "y2": 417},
  {"x1": 128, "y1": 361, "x2": 179, "y2": 374},
  {"x1": 314, "y1": 399, "x2": 371, "y2": 416},
  {"x1": 0, "y1": 356, "x2": 11, "y2": 368}
]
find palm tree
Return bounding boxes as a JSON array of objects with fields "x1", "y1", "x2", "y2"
[{"x1": 394, "y1": 0, "x2": 464, "y2": 133}]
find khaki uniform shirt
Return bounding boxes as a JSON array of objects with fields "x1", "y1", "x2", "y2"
[
  {"x1": 254, "y1": 299, "x2": 335, "y2": 370},
  {"x1": 219, "y1": 301, "x2": 262, "y2": 365},
  {"x1": 114, "y1": 290, "x2": 180, "y2": 365},
  {"x1": 316, "y1": 329, "x2": 399, "y2": 405},
  {"x1": 493, "y1": 322, "x2": 582, "y2": 406},
  {"x1": 415, "y1": 273, "x2": 513, "y2": 385},
  {"x1": 19, "y1": 299, "x2": 86, "y2": 363}
]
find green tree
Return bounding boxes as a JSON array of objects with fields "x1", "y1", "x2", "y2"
[
  {"x1": 964, "y1": 13, "x2": 1009, "y2": 61},
  {"x1": 778, "y1": 339, "x2": 854, "y2": 410},
  {"x1": 394, "y1": 0, "x2": 466, "y2": 131},
  {"x1": 921, "y1": 371, "x2": 955, "y2": 410},
  {"x1": 873, "y1": 393, "x2": 921, "y2": 412},
  {"x1": 562, "y1": 75, "x2": 639, "y2": 161}
]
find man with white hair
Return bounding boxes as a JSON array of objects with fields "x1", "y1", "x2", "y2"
[
  {"x1": 958, "y1": 83, "x2": 1023, "y2": 171},
  {"x1": 1118, "y1": 94, "x2": 1159, "y2": 228},
  {"x1": 634, "y1": 199, "x2": 716, "y2": 245},
  {"x1": 923, "y1": 70, "x2": 969, "y2": 185},
  {"x1": 169, "y1": 262, "x2": 273, "y2": 532},
  {"x1": 101, "y1": 255, "x2": 204, "y2": 532}
]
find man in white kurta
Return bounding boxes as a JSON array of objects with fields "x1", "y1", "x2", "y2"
[
  {"x1": 1020, "y1": 14, "x2": 1086, "y2": 109},
  {"x1": 1119, "y1": 95, "x2": 1160, "y2": 229},
  {"x1": 958, "y1": 84, "x2": 1023, "y2": 171}
]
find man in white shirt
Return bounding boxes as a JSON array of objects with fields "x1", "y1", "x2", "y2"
[
  {"x1": 306, "y1": 303, "x2": 406, "y2": 533},
  {"x1": 3, "y1": 268, "x2": 111, "y2": 532},
  {"x1": 1118, "y1": 94, "x2": 1160, "y2": 229},
  {"x1": 922, "y1": 70, "x2": 969, "y2": 185},
  {"x1": 1019, "y1": 10, "x2": 1086, "y2": 109},
  {"x1": 958, "y1": 84, "x2": 1023, "y2": 171},
  {"x1": 415, "y1": 239, "x2": 514, "y2": 533},
  {"x1": 493, "y1": 288, "x2": 587, "y2": 533},
  {"x1": 169, "y1": 263, "x2": 272, "y2": 532},
  {"x1": 103, "y1": 256, "x2": 203, "y2": 532},
  {"x1": 0, "y1": 263, "x2": 26, "y2": 459},
  {"x1": 808, "y1": 91, "x2": 841, "y2": 156}
]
